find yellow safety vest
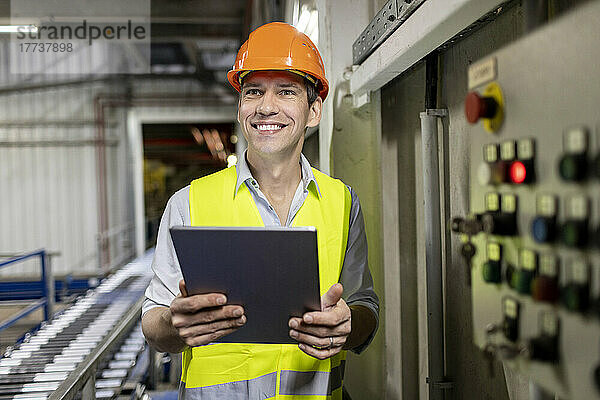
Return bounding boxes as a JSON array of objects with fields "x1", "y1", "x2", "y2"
[{"x1": 182, "y1": 165, "x2": 351, "y2": 400}]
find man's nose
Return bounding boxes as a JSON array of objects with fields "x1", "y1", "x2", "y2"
[{"x1": 256, "y1": 91, "x2": 278, "y2": 115}]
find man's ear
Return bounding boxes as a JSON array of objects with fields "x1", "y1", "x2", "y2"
[{"x1": 306, "y1": 96, "x2": 323, "y2": 128}]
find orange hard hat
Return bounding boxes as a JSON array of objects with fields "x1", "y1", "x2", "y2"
[{"x1": 227, "y1": 22, "x2": 329, "y2": 101}]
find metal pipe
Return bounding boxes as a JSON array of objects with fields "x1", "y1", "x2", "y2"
[
  {"x1": 0, "y1": 138, "x2": 119, "y2": 147},
  {"x1": 425, "y1": 52, "x2": 438, "y2": 109},
  {"x1": 40, "y1": 250, "x2": 50, "y2": 320},
  {"x1": 420, "y1": 108, "x2": 448, "y2": 400},
  {"x1": 44, "y1": 252, "x2": 55, "y2": 320},
  {"x1": 0, "y1": 74, "x2": 203, "y2": 95},
  {"x1": 0, "y1": 120, "x2": 118, "y2": 128}
]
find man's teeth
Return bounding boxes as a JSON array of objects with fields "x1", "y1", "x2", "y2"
[{"x1": 257, "y1": 124, "x2": 282, "y2": 131}]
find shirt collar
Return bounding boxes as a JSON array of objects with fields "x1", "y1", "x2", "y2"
[{"x1": 235, "y1": 150, "x2": 321, "y2": 198}]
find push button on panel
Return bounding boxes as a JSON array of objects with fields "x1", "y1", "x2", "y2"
[
  {"x1": 531, "y1": 254, "x2": 560, "y2": 303},
  {"x1": 479, "y1": 144, "x2": 507, "y2": 185},
  {"x1": 528, "y1": 311, "x2": 559, "y2": 363},
  {"x1": 558, "y1": 126, "x2": 589, "y2": 182},
  {"x1": 561, "y1": 260, "x2": 590, "y2": 313},
  {"x1": 509, "y1": 139, "x2": 536, "y2": 185},
  {"x1": 482, "y1": 242, "x2": 502, "y2": 284},
  {"x1": 532, "y1": 217, "x2": 557, "y2": 243},
  {"x1": 482, "y1": 193, "x2": 518, "y2": 236},
  {"x1": 466, "y1": 92, "x2": 499, "y2": 124},
  {"x1": 465, "y1": 82, "x2": 504, "y2": 133},
  {"x1": 502, "y1": 297, "x2": 520, "y2": 342},
  {"x1": 560, "y1": 195, "x2": 589, "y2": 248},
  {"x1": 559, "y1": 154, "x2": 587, "y2": 181},
  {"x1": 514, "y1": 249, "x2": 537, "y2": 296},
  {"x1": 531, "y1": 195, "x2": 558, "y2": 244}
]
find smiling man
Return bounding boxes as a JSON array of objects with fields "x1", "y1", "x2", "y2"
[{"x1": 141, "y1": 22, "x2": 379, "y2": 400}]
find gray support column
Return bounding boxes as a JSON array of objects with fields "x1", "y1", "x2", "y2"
[{"x1": 420, "y1": 109, "x2": 449, "y2": 400}]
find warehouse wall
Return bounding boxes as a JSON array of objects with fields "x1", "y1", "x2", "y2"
[
  {"x1": 0, "y1": 36, "x2": 132, "y2": 277},
  {"x1": 0, "y1": 39, "x2": 220, "y2": 279}
]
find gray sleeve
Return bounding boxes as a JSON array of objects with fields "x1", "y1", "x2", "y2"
[
  {"x1": 142, "y1": 186, "x2": 191, "y2": 316},
  {"x1": 339, "y1": 186, "x2": 380, "y2": 354}
]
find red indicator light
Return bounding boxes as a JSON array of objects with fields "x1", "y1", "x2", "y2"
[{"x1": 510, "y1": 161, "x2": 527, "y2": 184}]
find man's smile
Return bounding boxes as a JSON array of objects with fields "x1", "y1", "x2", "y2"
[{"x1": 250, "y1": 122, "x2": 288, "y2": 134}]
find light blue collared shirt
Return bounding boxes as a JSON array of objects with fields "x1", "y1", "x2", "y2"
[{"x1": 235, "y1": 151, "x2": 321, "y2": 227}]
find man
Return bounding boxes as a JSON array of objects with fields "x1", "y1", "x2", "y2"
[{"x1": 142, "y1": 22, "x2": 379, "y2": 399}]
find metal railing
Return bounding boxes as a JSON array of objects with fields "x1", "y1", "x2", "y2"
[{"x1": 0, "y1": 250, "x2": 55, "y2": 332}]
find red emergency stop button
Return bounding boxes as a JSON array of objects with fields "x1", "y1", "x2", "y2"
[{"x1": 465, "y1": 92, "x2": 499, "y2": 124}]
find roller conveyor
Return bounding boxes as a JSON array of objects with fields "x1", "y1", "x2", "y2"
[{"x1": 0, "y1": 251, "x2": 153, "y2": 400}]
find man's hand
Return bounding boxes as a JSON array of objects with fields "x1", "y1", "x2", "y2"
[
  {"x1": 288, "y1": 283, "x2": 351, "y2": 360},
  {"x1": 170, "y1": 280, "x2": 246, "y2": 347}
]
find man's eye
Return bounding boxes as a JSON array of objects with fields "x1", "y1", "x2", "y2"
[
  {"x1": 245, "y1": 89, "x2": 261, "y2": 95},
  {"x1": 281, "y1": 90, "x2": 296, "y2": 96}
]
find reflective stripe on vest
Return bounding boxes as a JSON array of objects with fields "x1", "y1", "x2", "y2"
[{"x1": 184, "y1": 166, "x2": 351, "y2": 400}]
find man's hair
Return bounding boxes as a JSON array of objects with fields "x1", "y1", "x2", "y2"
[
  {"x1": 304, "y1": 77, "x2": 319, "y2": 105},
  {"x1": 239, "y1": 74, "x2": 320, "y2": 105}
]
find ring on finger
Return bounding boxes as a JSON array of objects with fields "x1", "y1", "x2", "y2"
[{"x1": 312, "y1": 336, "x2": 334, "y2": 350}]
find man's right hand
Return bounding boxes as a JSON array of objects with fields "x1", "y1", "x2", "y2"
[{"x1": 169, "y1": 280, "x2": 246, "y2": 347}]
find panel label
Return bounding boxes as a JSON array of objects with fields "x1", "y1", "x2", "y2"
[
  {"x1": 520, "y1": 249, "x2": 537, "y2": 271},
  {"x1": 571, "y1": 260, "x2": 588, "y2": 284},
  {"x1": 517, "y1": 138, "x2": 535, "y2": 160},
  {"x1": 468, "y1": 57, "x2": 497, "y2": 90},
  {"x1": 564, "y1": 126, "x2": 588, "y2": 154},
  {"x1": 487, "y1": 242, "x2": 501, "y2": 261},
  {"x1": 537, "y1": 195, "x2": 557, "y2": 217},
  {"x1": 539, "y1": 254, "x2": 558, "y2": 277},
  {"x1": 503, "y1": 297, "x2": 518, "y2": 319},
  {"x1": 540, "y1": 312, "x2": 558, "y2": 337},
  {"x1": 569, "y1": 195, "x2": 588, "y2": 219},
  {"x1": 486, "y1": 193, "x2": 500, "y2": 212},
  {"x1": 501, "y1": 194, "x2": 517, "y2": 213},
  {"x1": 500, "y1": 141, "x2": 516, "y2": 161},
  {"x1": 484, "y1": 144, "x2": 498, "y2": 163}
]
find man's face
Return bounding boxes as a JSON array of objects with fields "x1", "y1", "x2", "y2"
[{"x1": 237, "y1": 70, "x2": 322, "y2": 158}]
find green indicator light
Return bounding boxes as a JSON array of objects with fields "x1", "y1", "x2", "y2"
[
  {"x1": 559, "y1": 156, "x2": 576, "y2": 180},
  {"x1": 515, "y1": 270, "x2": 533, "y2": 295},
  {"x1": 482, "y1": 261, "x2": 502, "y2": 284},
  {"x1": 561, "y1": 221, "x2": 586, "y2": 247},
  {"x1": 563, "y1": 287, "x2": 579, "y2": 311}
]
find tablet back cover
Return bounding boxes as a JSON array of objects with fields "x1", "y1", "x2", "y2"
[{"x1": 170, "y1": 226, "x2": 321, "y2": 344}]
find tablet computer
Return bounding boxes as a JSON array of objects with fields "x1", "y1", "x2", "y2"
[{"x1": 170, "y1": 226, "x2": 321, "y2": 344}]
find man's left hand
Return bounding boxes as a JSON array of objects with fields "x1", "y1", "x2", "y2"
[{"x1": 288, "y1": 283, "x2": 351, "y2": 360}]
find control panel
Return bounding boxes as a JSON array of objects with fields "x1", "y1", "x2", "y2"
[{"x1": 452, "y1": 3, "x2": 600, "y2": 398}]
